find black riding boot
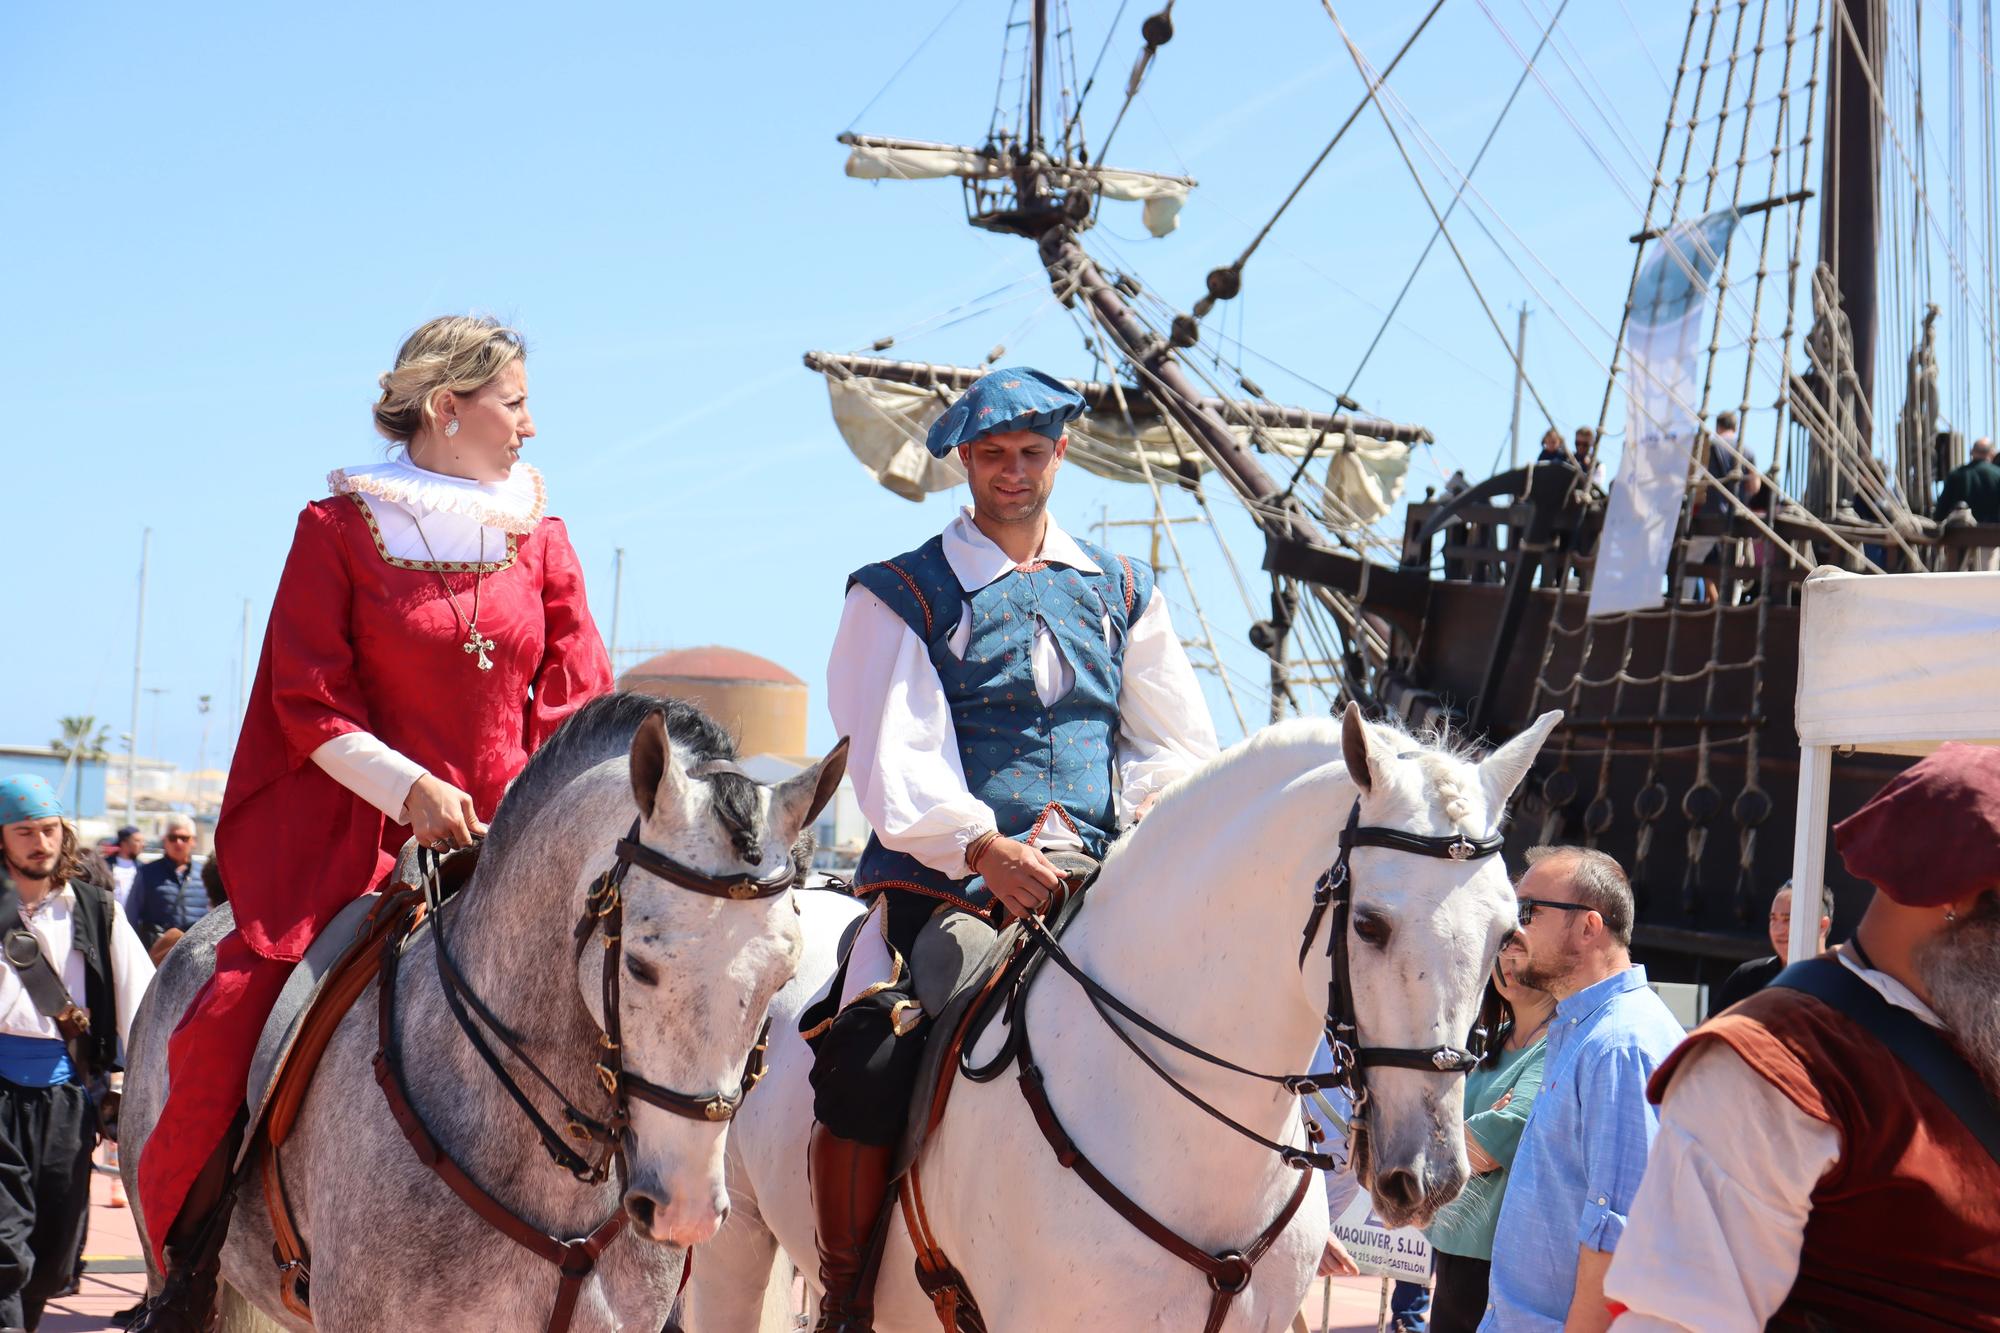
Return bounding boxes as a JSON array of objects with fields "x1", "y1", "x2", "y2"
[
  {"x1": 130, "y1": 1124, "x2": 242, "y2": 1333},
  {"x1": 810, "y1": 1122, "x2": 894, "y2": 1333}
]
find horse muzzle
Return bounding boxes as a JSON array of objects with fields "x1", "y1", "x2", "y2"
[{"x1": 622, "y1": 1181, "x2": 730, "y2": 1247}]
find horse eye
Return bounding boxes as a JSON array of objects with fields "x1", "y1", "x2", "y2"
[
  {"x1": 624, "y1": 955, "x2": 661, "y2": 987},
  {"x1": 1353, "y1": 912, "x2": 1393, "y2": 949}
]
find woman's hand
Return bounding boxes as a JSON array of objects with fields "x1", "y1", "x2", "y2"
[
  {"x1": 401, "y1": 774, "x2": 485, "y2": 850},
  {"x1": 1317, "y1": 1233, "x2": 1360, "y2": 1278}
]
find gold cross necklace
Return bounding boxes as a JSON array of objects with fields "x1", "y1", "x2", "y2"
[{"x1": 409, "y1": 515, "x2": 496, "y2": 672}]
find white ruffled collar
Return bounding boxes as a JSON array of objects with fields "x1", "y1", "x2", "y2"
[{"x1": 327, "y1": 457, "x2": 546, "y2": 535}]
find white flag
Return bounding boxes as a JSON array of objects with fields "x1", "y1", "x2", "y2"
[{"x1": 1589, "y1": 209, "x2": 1741, "y2": 618}]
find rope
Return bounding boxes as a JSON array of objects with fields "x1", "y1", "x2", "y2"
[
  {"x1": 1225, "y1": 0, "x2": 1447, "y2": 283},
  {"x1": 1332, "y1": 0, "x2": 1575, "y2": 439},
  {"x1": 844, "y1": 0, "x2": 977, "y2": 132}
]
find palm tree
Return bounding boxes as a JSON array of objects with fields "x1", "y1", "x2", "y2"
[{"x1": 50, "y1": 715, "x2": 112, "y2": 815}]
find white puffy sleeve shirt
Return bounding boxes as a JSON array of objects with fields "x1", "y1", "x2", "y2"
[
  {"x1": 828, "y1": 510, "x2": 1220, "y2": 879},
  {"x1": 1604, "y1": 948, "x2": 1937, "y2": 1331},
  {"x1": 0, "y1": 888, "x2": 156, "y2": 1046}
]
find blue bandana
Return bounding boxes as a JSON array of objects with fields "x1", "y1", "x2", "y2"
[
  {"x1": 925, "y1": 367, "x2": 1087, "y2": 458},
  {"x1": 0, "y1": 776, "x2": 63, "y2": 828}
]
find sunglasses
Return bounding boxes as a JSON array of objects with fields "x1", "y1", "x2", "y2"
[
  {"x1": 1516, "y1": 897, "x2": 1593, "y2": 928},
  {"x1": 165, "y1": 833, "x2": 195, "y2": 843}
]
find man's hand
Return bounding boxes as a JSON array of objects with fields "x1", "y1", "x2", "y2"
[
  {"x1": 1131, "y1": 790, "x2": 1163, "y2": 824},
  {"x1": 978, "y1": 838, "x2": 1063, "y2": 917},
  {"x1": 1317, "y1": 1233, "x2": 1359, "y2": 1278},
  {"x1": 401, "y1": 774, "x2": 486, "y2": 850}
]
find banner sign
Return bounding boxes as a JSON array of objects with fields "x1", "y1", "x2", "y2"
[
  {"x1": 1588, "y1": 208, "x2": 1742, "y2": 618},
  {"x1": 1332, "y1": 1191, "x2": 1434, "y2": 1282}
]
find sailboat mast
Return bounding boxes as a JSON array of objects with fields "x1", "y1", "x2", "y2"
[
  {"x1": 1028, "y1": 0, "x2": 1047, "y2": 153},
  {"x1": 1822, "y1": 0, "x2": 1882, "y2": 419}
]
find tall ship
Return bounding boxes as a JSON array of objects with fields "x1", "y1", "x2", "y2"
[{"x1": 805, "y1": 0, "x2": 2000, "y2": 989}]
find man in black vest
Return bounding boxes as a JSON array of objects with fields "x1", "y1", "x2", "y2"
[{"x1": 0, "y1": 776, "x2": 153, "y2": 1329}]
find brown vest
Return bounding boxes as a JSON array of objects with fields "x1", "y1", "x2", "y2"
[{"x1": 1651, "y1": 983, "x2": 2000, "y2": 1331}]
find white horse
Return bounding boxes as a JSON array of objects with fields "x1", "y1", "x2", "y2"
[
  {"x1": 690, "y1": 704, "x2": 1561, "y2": 1332},
  {"x1": 120, "y1": 694, "x2": 845, "y2": 1332}
]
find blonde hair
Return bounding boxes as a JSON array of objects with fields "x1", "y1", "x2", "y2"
[{"x1": 372, "y1": 315, "x2": 526, "y2": 444}]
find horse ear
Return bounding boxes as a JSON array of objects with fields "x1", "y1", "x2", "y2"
[
  {"x1": 769, "y1": 738, "x2": 851, "y2": 844},
  {"x1": 1480, "y1": 710, "x2": 1564, "y2": 807},
  {"x1": 1341, "y1": 702, "x2": 1381, "y2": 794},
  {"x1": 629, "y1": 711, "x2": 680, "y2": 820}
]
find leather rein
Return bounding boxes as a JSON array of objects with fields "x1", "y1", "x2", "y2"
[
  {"x1": 373, "y1": 809, "x2": 793, "y2": 1333},
  {"x1": 954, "y1": 797, "x2": 1502, "y2": 1333}
]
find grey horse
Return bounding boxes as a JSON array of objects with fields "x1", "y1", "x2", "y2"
[{"x1": 120, "y1": 693, "x2": 846, "y2": 1332}]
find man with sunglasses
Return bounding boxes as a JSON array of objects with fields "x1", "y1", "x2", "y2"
[
  {"x1": 130, "y1": 815, "x2": 210, "y2": 956},
  {"x1": 1481, "y1": 847, "x2": 1683, "y2": 1333}
]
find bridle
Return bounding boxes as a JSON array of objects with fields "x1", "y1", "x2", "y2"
[
  {"x1": 978, "y1": 795, "x2": 1507, "y2": 1172},
  {"x1": 372, "y1": 773, "x2": 797, "y2": 1333},
  {"x1": 1299, "y1": 800, "x2": 1507, "y2": 1115},
  {"x1": 422, "y1": 811, "x2": 794, "y2": 1186},
  {"x1": 935, "y1": 795, "x2": 1509, "y2": 1333}
]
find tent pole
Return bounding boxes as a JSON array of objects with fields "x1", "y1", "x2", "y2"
[{"x1": 1789, "y1": 744, "x2": 1834, "y2": 963}]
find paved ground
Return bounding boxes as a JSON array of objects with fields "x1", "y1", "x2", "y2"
[{"x1": 37, "y1": 1169, "x2": 1398, "y2": 1331}]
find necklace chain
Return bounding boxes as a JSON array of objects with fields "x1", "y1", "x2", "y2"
[{"x1": 408, "y1": 513, "x2": 497, "y2": 672}]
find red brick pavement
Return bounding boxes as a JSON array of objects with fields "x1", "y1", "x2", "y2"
[{"x1": 33, "y1": 1171, "x2": 1400, "y2": 1332}]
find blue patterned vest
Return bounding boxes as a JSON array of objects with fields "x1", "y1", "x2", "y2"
[{"x1": 849, "y1": 532, "x2": 1153, "y2": 914}]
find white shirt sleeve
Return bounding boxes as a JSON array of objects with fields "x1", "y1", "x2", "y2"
[
  {"x1": 310, "y1": 732, "x2": 428, "y2": 822},
  {"x1": 827, "y1": 586, "x2": 998, "y2": 879},
  {"x1": 1114, "y1": 592, "x2": 1221, "y2": 820},
  {"x1": 1605, "y1": 1041, "x2": 1838, "y2": 1332},
  {"x1": 107, "y1": 903, "x2": 157, "y2": 1044}
]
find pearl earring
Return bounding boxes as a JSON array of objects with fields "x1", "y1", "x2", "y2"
[{"x1": 444, "y1": 418, "x2": 460, "y2": 438}]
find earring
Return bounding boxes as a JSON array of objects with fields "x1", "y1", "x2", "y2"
[
  {"x1": 444, "y1": 418, "x2": 460, "y2": 438},
  {"x1": 1946, "y1": 907, "x2": 1959, "y2": 925}
]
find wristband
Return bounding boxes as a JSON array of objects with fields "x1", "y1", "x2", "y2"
[{"x1": 964, "y1": 829, "x2": 1000, "y2": 877}]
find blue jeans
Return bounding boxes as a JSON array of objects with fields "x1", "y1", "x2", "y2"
[{"x1": 1392, "y1": 1278, "x2": 1431, "y2": 1330}]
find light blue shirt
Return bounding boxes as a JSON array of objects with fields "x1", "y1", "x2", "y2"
[{"x1": 1479, "y1": 966, "x2": 1684, "y2": 1332}]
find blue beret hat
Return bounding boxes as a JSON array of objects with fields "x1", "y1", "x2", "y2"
[
  {"x1": 925, "y1": 366, "x2": 1087, "y2": 458},
  {"x1": 0, "y1": 776, "x2": 64, "y2": 827}
]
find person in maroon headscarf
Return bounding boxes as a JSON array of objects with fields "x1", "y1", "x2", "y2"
[
  {"x1": 132, "y1": 316, "x2": 611, "y2": 1332},
  {"x1": 1604, "y1": 744, "x2": 2000, "y2": 1331}
]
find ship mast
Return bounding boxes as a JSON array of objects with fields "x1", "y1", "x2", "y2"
[{"x1": 1821, "y1": 0, "x2": 1881, "y2": 420}]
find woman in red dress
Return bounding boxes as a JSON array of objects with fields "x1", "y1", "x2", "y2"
[{"x1": 134, "y1": 316, "x2": 613, "y2": 1328}]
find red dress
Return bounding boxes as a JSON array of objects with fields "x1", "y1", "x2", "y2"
[{"x1": 137, "y1": 495, "x2": 612, "y2": 1259}]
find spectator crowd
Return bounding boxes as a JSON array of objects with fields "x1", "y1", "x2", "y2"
[{"x1": 1304, "y1": 741, "x2": 1999, "y2": 1333}]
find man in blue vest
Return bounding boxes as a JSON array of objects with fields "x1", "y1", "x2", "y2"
[{"x1": 809, "y1": 367, "x2": 1220, "y2": 1331}]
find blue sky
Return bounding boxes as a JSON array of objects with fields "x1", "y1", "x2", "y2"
[{"x1": 4, "y1": 1, "x2": 1705, "y2": 776}]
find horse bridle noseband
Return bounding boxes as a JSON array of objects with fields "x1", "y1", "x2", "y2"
[{"x1": 424, "y1": 810, "x2": 794, "y2": 1186}]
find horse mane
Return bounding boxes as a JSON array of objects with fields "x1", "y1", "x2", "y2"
[
  {"x1": 1130, "y1": 712, "x2": 1498, "y2": 840},
  {"x1": 484, "y1": 691, "x2": 761, "y2": 858}
]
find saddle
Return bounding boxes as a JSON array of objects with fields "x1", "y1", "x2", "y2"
[
  {"x1": 890, "y1": 875, "x2": 1095, "y2": 1333},
  {"x1": 235, "y1": 843, "x2": 477, "y2": 1318}
]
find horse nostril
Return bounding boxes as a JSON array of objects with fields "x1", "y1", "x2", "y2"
[
  {"x1": 1378, "y1": 1168, "x2": 1424, "y2": 1213},
  {"x1": 624, "y1": 1192, "x2": 660, "y2": 1233}
]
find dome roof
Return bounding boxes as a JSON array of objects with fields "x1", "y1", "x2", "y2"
[{"x1": 620, "y1": 645, "x2": 804, "y2": 687}]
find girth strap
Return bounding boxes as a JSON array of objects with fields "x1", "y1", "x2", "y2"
[
  {"x1": 373, "y1": 929, "x2": 628, "y2": 1333},
  {"x1": 1015, "y1": 1045, "x2": 1313, "y2": 1333}
]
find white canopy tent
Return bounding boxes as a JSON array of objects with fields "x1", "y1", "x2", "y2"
[{"x1": 1788, "y1": 565, "x2": 2000, "y2": 960}]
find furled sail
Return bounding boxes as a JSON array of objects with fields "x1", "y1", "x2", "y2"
[
  {"x1": 822, "y1": 371, "x2": 1409, "y2": 523},
  {"x1": 841, "y1": 140, "x2": 1193, "y2": 237}
]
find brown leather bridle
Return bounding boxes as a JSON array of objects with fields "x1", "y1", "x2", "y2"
[
  {"x1": 934, "y1": 797, "x2": 1506, "y2": 1333},
  {"x1": 374, "y1": 814, "x2": 795, "y2": 1333}
]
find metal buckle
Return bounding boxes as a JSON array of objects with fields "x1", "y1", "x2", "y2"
[
  {"x1": 702, "y1": 1096, "x2": 733, "y2": 1122},
  {"x1": 1207, "y1": 1250, "x2": 1253, "y2": 1294},
  {"x1": 1446, "y1": 835, "x2": 1474, "y2": 861}
]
